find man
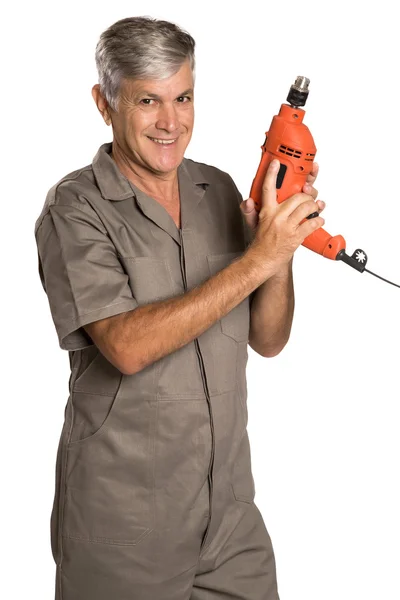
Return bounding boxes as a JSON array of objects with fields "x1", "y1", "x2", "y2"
[{"x1": 34, "y1": 16, "x2": 324, "y2": 600}]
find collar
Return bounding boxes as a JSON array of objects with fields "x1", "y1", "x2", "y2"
[{"x1": 92, "y1": 142, "x2": 210, "y2": 202}]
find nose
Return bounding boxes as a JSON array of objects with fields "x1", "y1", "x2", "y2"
[{"x1": 155, "y1": 102, "x2": 179, "y2": 133}]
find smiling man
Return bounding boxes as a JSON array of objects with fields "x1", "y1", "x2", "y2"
[
  {"x1": 34, "y1": 16, "x2": 324, "y2": 600},
  {"x1": 94, "y1": 58, "x2": 195, "y2": 211}
]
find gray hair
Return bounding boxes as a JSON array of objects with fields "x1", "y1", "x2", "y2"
[{"x1": 95, "y1": 16, "x2": 196, "y2": 112}]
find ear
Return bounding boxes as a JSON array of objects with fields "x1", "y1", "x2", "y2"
[{"x1": 91, "y1": 84, "x2": 112, "y2": 126}]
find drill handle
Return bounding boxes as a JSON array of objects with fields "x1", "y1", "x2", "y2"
[
  {"x1": 249, "y1": 155, "x2": 346, "y2": 260},
  {"x1": 302, "y1": 228, "x2": 346, "y2": 260}
]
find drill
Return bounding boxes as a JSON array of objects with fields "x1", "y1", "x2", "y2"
[
  {"x1": 248, "y1": 76, "x2": 400, "y2": 287},
  {"x1": 250, "y1": 77, "x2": 354, "y2": 263}
]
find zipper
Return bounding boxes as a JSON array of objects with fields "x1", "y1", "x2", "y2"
[
  {"x1": 195, "y1": 341, "x2": 215, "y2": 551},
  {"x1": 179, "y1": 230, "x2": 215, "y2": 550}
]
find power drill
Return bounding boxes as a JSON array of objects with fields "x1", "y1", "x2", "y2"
[{"x1": 249, "y1": 76, "x2": 367, "y2": 271}]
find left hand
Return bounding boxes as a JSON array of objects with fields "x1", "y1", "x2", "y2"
[{"x1": 240, "y1": 162, "x2": 325, "y2": 234}]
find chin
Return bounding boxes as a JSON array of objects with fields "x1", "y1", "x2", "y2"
[
  {"x1": 151, "y1": 155, "x2": 184, "y2": 174},
  {"x1": 146, "y1": 138, "x2": 189, "y2": 167}
]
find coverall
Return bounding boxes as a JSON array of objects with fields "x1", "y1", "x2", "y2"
[{"x1": 34, "y1": 143, "x2": 280, "y2": 600}]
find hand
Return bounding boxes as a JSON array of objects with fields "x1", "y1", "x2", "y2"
[
  {"x1": 240, "y1": 161, "x2": 325, "y2": 234},
  {"x1": 244, "y1": 159, "x2": 325, "y2": 275}
]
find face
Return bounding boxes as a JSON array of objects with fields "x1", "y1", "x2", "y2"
[{"x1": 93, "y1": 59, "x2": 194, "y2": 177}]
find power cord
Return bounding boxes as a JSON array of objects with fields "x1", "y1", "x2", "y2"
[{"x1": 336, "y1": 249, "x2": 400, "y2": 288}]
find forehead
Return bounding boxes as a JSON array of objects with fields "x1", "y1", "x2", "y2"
[{"x1": 121, "y1": 60, "x2": 194, "y2": 99}]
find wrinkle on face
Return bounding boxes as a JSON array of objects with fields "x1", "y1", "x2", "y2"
[{"x1": 110, "y1": 60, "x2": 194, "y2": 179}]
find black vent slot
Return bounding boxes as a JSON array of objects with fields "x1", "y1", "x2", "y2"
[
  {"x1": 305, "y1": 152, "x2": 315, "y2": 162},
  {"x1": 279, "y1": 145, "x2": 301, "y2": 159}
]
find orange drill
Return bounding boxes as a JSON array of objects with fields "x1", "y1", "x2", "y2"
[
  {"x1": 250, "y1": 76, "x2": 346, "y2": 260},
  {"x1": 248, "y1": 76, "x2": 400, "y2": 287}
]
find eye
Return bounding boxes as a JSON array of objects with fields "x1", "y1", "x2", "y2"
[
  {"x1": 176, "y1": 96, "x2": 191, "y2": 103},
  {"x1": 140, "y1": 98, "x2": 155, "y2": 105}
]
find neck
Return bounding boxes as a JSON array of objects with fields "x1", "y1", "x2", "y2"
[{"x1": 110, "y1": 142, "x2": 179, "y2": 202}]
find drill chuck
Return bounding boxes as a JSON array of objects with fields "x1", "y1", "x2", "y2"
[{"x1": 287, "y1": 76, "x2": 310, "y2": 107}]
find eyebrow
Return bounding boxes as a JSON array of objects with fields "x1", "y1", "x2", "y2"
[{"x1": 138, "y1": 88, "x2": 194, "y2": 100}]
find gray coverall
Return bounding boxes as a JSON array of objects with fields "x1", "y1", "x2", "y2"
[{"x1": 34, "y1": 143, "x2": 280, "y2": 600}]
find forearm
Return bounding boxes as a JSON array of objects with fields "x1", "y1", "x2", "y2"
[
  {"x1": 111, "y1": 253, "x2": 270, "y2": 375},
  {"x1": 249, "y1": 258, "x2": 295, "y2": 357}
]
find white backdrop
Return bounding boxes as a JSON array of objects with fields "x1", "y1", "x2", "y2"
[{"x1": 3, "y1": 1, "x2": 400, "y2": 598}]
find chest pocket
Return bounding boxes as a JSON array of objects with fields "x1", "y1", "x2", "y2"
[
  {"x1": 207, "y1": 252, "x2": 250, "y2": 343},
  {"x1": 118, "y1": 256, "x2": 174, "y2": 304}
]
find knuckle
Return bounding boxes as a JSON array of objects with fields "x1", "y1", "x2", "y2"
[
  {"x1": 298, "y1": 193, "x2": 314, "y2": 206},
  {"x1": 307, "y1": 199, "x2": 318, "y2": 211},
  {"x1": 307, "y1": 185, "x2": 317, "y2": 196},
  {"x1": 293, "y1": 192, "x2": 304, "y2": 203},
  {"x1": 274, "y1": 213, "x2": 285, "y2": 227}
]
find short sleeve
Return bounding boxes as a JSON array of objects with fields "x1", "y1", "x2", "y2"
[{"x1": 35, "y1": 201, "x2": 138, "y2": 351}]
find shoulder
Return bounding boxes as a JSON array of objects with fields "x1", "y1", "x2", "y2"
[{"x1": 34, "y1": 162, "x2": 100, "y2": 235}]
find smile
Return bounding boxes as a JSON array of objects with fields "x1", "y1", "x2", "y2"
[{"x1": 147, "y1": 137, "x2": 178, "y2": 145}]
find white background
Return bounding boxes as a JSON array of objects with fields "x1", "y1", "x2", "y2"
[{"x1": 3, "y1": 1, "x2": 400, "y2": 598}]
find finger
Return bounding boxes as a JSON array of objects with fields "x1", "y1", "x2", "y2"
[
  {"x1": 302, "y1": 183, "x2": 318, "y2": 200},
  {"x1": 260, "y1": 159, "x2": 280, "y2": 215},
  {"x1": 278, "y1": 192, "x2": 315, "y2": 219},
  {"x1": 297, "y1": 215, "x2": 325, "y2": 239},
  {"x1": 240, "y1": 198, "x2": 259, "y2": 231},
  {"x1": 306, "y1": 162, "x2": 319, "y2": 186},
  {"x1": 289, "y1": 198, "x2": 321, "y2": 227},
  {"x1": 241, "y1": 197, "x2": 256, "y2": 214},
  {"x1": 316, "y1": 199, "x2": 325, "y2": 213}
]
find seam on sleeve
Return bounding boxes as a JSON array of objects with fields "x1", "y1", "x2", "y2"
[
  {"x1": 59, "y1": 299, "x2": 138, "y2": 351},
  {"x1": 50, "y1": 202, "x2": 108, "y2": 234},
  {"x1": 47, "y1": 208, "x2": 83, "y2": 325}
]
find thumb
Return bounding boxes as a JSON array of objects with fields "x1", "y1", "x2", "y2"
[
  {"x1": 240, "y1": 197, "x2": 258, "y2": 232},
  {"x1": 261, "y1": 159, "x2": 280, "y2": 214},
  {"x1": 240, "y1": 197, "x2": 255, "y2": 214}
]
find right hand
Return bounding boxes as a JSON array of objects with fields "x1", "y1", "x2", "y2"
[{"x1": 247, "y1": 159, "x2": 325, "y2": 275}]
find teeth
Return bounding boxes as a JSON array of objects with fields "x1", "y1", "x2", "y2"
[{"x1": 149, "y1": 137, "x2": 176, "y2": 145}]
